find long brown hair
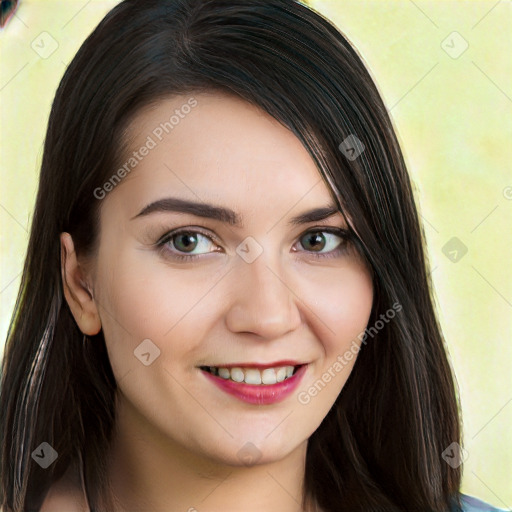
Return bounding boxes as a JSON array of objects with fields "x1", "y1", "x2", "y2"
[{"x1": 1, "y1": 1, "x2": 462, "y2": 510}]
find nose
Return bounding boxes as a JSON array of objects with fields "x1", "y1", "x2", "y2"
[{"x1": 224, "y1": 251, "x2": 303, "y2": 340}]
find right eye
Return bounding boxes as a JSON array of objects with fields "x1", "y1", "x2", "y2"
[{"x1": 157, "y1": 228, "x2": 221, "y2": 261}]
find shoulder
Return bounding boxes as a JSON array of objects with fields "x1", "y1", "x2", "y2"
[
  {"x1": 460, "y1": 494, "x2": 511, "y2": 512},
  {"x1": 40, "y1": 467, "x2": 88, "y2": 512}
]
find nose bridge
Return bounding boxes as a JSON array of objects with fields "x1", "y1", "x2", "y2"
[{"x1": 225, "y1": 243, "x2": 302, "y2": 339}]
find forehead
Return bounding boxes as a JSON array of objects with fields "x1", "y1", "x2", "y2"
[{"x1": 110, "y1": 91, "x2": 337, "y2": 217}]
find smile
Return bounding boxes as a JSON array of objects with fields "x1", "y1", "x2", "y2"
[{"x1": 199, "y1": 363, "x2": 308, "y2": 405}]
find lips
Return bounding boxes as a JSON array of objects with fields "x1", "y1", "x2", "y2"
[
  {"x1": 199, "y1": 363, "x2": 308, "y2": 405},
  {"x1": 198, "y1": 360, "x2": 307, "y2": 386}
]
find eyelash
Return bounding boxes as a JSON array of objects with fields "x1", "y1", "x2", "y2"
[{"x1": 155, "y1": 226, "x2": 352, "y2": 262}]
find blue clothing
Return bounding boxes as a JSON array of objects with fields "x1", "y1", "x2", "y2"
[{"x1": 460, "y1": 494, "x2": 510, "y2": 512}]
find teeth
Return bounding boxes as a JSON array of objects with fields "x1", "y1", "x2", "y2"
[
  {"x1": 244, "y1": 369, "x2": 261, "y2": 385},
  {"x1": 261, "y1": 368, "x2": 277, "y2": 385},
  {"x1": 218, "y1": 368, "x2": 230, "y2": 379},
  {"x1": 205, "y1": 365, "x2": 297, "y2": 385},
  {"x1": 230, "y1": 367, "x2": 245, "y2": 383},
  {"x1": 276, "y1": 367, "x2": 287, "y2": 382}
]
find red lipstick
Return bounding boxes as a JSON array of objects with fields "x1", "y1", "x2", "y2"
[{"x1": 200, "y1": 364, "x2": 307, "y2": 405}]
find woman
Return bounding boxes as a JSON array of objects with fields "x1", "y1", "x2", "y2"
[{"x1": 0, "y1": 0, "x2": 507, "y2": 510}]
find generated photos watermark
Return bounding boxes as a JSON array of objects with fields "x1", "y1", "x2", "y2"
[{"x1": 298, "y1": 301, "x2": 402, "y2": 405}]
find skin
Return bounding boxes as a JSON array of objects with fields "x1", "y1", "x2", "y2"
[{"x1": 54, "y1": 92, "x2": 374, "y2": 512}]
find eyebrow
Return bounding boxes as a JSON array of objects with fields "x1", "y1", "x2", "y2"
[{"x1": 130, "y1": 197, "x2": 341, "y2": 227}]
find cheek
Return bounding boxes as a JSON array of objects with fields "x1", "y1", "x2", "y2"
[
  {"x1": 92, "y1": 244, "x2": 225, "y2": 378},
  {"x1": 310, "y1": 262, "x2": 374, "y2": 354},
  {"x1": 295, "y1": 264, "x2": 373, "y2": 415}
]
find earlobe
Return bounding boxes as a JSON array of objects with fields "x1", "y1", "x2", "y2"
[{"x1": 60, "y1": 232, "x2": 102, "y2": 336}]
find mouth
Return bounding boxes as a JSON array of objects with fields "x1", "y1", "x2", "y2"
[
  {"x1": 198, "y1": 362, "x2": 308, "y2": 405},
  {"x1": 199, "y1": 363, "x2": 304, "y2": 386}
]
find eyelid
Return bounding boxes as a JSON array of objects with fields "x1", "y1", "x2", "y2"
[
  {"x1": 156, "y1": 224, "x2": 352, "y2": 260},
  {"x1": 156, "y1": 226, "x2": 220, "y2": 246},
  {"x1": 156, "y1": 224, "x2": 349, "y2": 246}
]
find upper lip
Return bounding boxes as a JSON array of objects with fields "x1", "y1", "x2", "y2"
[{"x1": 199, "y1": 360, "x2": 307, "y2": 369}]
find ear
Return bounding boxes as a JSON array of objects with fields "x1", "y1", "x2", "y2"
[{"x1": 60, "y1": 232, "x2": 102, "y2": 336}]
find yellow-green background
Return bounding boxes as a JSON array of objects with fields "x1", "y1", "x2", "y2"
[{"x1": 1, "y1": 0, "x2": 511, "y2": 507}]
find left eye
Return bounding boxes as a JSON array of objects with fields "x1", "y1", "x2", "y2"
[{"x1": 298, "y1": 230, "x2": 345, "y2": 254}]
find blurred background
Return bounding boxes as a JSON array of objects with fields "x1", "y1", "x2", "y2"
[{"x1": 1, "y1": 0, "x2": 511, "y2": 507}]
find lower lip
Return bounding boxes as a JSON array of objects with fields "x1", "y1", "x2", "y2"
[{"x1": 200, "y1": 365, "x2": 307, "y2": 405}]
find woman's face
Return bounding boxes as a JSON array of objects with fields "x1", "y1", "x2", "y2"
[{"x1": 80, "y1": 92, "x2": 373, "y2": 466}]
